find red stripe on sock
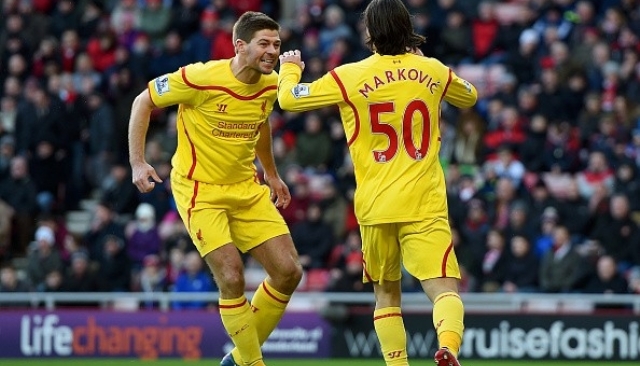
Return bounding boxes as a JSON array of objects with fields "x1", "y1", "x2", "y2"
[
  {"x1": 433, "y1": 293, "x2": 460, "y2": 305},
  {"x1": 373, "y1": 313, "x2": 403, "y2": 321},
  {"x1": 219, "y1": 298, "x2": 248, "y2": 309},
  {"x1": 262, "y1": 282, "x2": 289, "y2": 304}
]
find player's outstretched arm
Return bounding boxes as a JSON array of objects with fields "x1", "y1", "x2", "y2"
[
  {"x1": 442, "y1": 70, "x2": 478, "y2": 109},
  {"x1": 128, "y1": 90, "x2": 163, "y2": 193},
  {"x1": 278, "y1": 50, "x2": 343, "y2": 112}
]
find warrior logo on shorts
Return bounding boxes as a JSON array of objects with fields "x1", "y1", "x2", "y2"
[{"x1": 154, "y1": 75, "x2": 170, "y2": 96}]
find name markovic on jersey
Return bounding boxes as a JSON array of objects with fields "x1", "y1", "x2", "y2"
[{"x1": 359, "y1": 68, "x2": 441, "y2": 98}]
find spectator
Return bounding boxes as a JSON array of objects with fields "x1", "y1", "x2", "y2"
[
  {"x1": 0, "y1": 264, "x2": 31, "y2": 293},
  {"x1": 37, "y1": 270, "x2": 64, "y2": 293},
  {"x1": 453, "y1": 110, "x2": 484, "y2": 166},
  {"x1": 140, "y1": 253, "x2": 166, "y2": 293},
  {"x1": 150, "y1": 31, "x2": 191, "y2": 79},
  {"x1": 519, "y1": 114, "x2": 548, "y2": 172},
  {"x1": 85, "y1": 91, "x2": 115, "y2": 189},
  {"x1": 502, "y1": 236, "x2": 539, "y2": 293},
  {"x1": 83, "y1": 202, "x2": 126, "y2": 263},
  {"x1": 97, "y1": 235, "x2": 131, "y2": 292},
  {"x1": 503, "y1": 200, "x2": 535, "y2": 245},
  {"x1": 533, "y1": 206, "x2": 560, "y2": 258},
  {"x1": 62, "y1": 250, "x2": 100, "y2": 293},
  {"x1": 0, "y1": 156, "x2": 38, "y2": 255},
  {"x1": 589, "y1": 194, "x2": 640, "y2": 270},
  {"x1": 557, "y1": 179, "x2": 591, "y2": 237},
  {"x1": 291, "y1": 202, "x2": 334, "y2": 270},
  {"x1": 186, "y1": 8, "x2": 221, "y2": 63},
  {"x1": 294, "y1": 112, "x2": 332, "y2": 170},
  {"x1": 25, "y1": 226, "x2": 63, "y2": 289},
  {"x1": 437, "y1": 8, "x2": 472, "y2": 65},
  {"x1": 582, "y1": 255, "x2": 629, "y2": 294},
  {"x1": 576, "y1": 150, "x2": 615, "y2": 199},
  {"x1": 101, "y1": 162, "x2": 139, "y2": 215},
  {"x1": 172, "y1": 251, "x2": 215, "y2": 310},
  {"x1": 139, "y1": 0, "x2": 171, "y2": 48},
  {"x1": 480, "y1": 229, "x2": 508, "y2": 292},
  {"x1": 318, "y1": 5, "x2": 353, "y2": 57},
  {"x1": 539, "y1": 226, "x2": 588, "y2": 293},
  {"x1": 126, "y1": 202, "x2": 162, "y2": 270},
  {"x1": 326, "y1": 230, "x2": 371, "y2": 293},
  {"x1": 485, "y1": 145, "x2": 525, "y2": 189}
]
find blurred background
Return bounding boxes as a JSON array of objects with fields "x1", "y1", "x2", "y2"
[{"x1": 0, "y1": 0, "x2": 639, "y2": 362}]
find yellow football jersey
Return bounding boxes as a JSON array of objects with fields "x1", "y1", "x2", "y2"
[
  {"x1": 279, "y1": 53, "x2": 477, "y2": 225},
  {"x1": 148, "y1": 60, "x2": 277, "y2": 185}
]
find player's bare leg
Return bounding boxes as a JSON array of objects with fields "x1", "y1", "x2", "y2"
[
  {"x1": 373, "y1": 279, "x2": 409, "y2": 366},
  {"x1": 205, "y1": 244, "x2": 266, "y2": 366},
  {"x1": 223, "y1": 234, "x2": 302, "y2": 365},
  {"x1": 421, "y1": 277, "x2": 464, "y2": 366}
]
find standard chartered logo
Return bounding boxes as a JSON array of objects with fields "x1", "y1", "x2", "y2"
[{"x1": 461, "y1": 321, "x2": 640, "y2": 359}]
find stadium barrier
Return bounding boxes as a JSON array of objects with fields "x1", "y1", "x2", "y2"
[{"x1": 1, "y1": 292, "x2": 639, "y2": 361}]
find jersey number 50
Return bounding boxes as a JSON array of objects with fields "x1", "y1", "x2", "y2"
[{"x1": 369, "y1": 100, "x2": 432, "y2": 163}]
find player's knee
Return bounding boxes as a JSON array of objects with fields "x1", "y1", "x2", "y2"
[
  {"x1": 276, "y1": 261, "x2": 303, "y2": 288},
  {"x1": 215, "y1": 271, "x2": 246, "y2": 295}
]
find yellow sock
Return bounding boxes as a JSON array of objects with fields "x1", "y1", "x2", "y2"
[
  {"x1": 373, "y1": 307, "x2": 408, "y2": 366},
  {"x1": 432, "y1": 292, "x2": 464, "y2": 356},
  {"x1": 231, "y1": 281, "x2": 290, "y2": 363},
  {"x1": 219, "y1": 296, "x2": 263, "y2": 365}
]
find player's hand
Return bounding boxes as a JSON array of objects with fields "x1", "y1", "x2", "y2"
[
  {"x1": 264, "y1": 173, "x2": 291, "y2": 209},
  {"x1": 279, "y1": 50, "x2": 305, "y2": 72},
  {"x1": 131, "y1": 161, "x2": 163, "y2": 193}
]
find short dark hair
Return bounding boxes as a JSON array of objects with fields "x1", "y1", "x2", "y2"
[
  {"x1": 363, "y1": 0, "x2": 425, "y2": 55},
  {"x1": 233, "y1": 11, "x2": 280, "y2": 43}
]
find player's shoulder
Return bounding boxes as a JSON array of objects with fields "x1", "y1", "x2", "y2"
[
  {"x1": 181, "y1": 60, "x2": 230, "y2": 85},
  {"x1": 413, "y1": 56, "x2": 449, "y2": 72},
  {"x1": 331, "y1": 56, "x2": 375, "y2": 79}
]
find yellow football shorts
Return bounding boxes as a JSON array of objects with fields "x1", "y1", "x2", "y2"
[
  {"x1": 360, "y1": 217, "x2": 460, "y2": 283},
  {"x1": 171, "y1": 172, "x2": 290, "y2": 257}
]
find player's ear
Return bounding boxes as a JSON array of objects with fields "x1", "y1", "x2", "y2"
[{"x1": 235, "y1": 39, "x2": 246, "y2": 54}]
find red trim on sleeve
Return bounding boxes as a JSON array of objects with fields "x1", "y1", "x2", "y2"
[
  {"x1": 439, "y1": 68, "x2": 453, "y2": 104},
  {"x1": 330, "y1": 70, "x2": 360, "y2": 147},
  {"x1": 181, "y1": 67, "x2": 276, "y2": 101},
  {"x1": 441, "y1": 242, "x2": 454, "y2": 277}
]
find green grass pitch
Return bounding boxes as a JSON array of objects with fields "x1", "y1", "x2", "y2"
[{"x1": 2, "y1": 359, "x2": 635, "y2": 365}]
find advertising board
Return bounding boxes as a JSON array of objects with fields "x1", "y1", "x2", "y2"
[{"x1": 0, "y1": 310, "x2": 331, "y2": 359}]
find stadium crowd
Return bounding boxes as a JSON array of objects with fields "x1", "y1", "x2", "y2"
[{"x1": 1, "y1": 0, "x2": 640, "y2": 305}]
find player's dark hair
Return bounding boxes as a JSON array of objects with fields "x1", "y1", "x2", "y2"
[
  {"x1": 233, "y1": 11, "x2": 280, "y2": 43},
  {"x1": 363, "y1": 0, "x2": 425, "y2": 55}
]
